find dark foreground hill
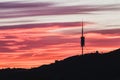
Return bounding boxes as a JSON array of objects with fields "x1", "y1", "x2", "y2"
[{"x1": 0, "y1": 48, "x2": 120, "y2": 80}]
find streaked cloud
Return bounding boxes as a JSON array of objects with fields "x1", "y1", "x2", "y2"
[
  {"x1": 0, "y1": 1, "x2": 120, "y2": 19},
  {"x1": 0, "y1": 0, "x2": 120, "y2": 68},
  {"x1": 87, "y1": 28, "x2": 120, "y2": 35}
]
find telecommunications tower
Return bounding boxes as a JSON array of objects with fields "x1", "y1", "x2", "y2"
[{"x1": 81, "y1": 21, "x2": 85, "y2": 55}]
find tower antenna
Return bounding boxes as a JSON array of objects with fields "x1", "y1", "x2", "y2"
[{"x1": 81, "y1": 21, "x2": 85, "y2": 55}]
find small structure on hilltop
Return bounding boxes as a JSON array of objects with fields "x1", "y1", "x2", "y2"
[{"x1": 95, "y1": 51, "x2": 100, "y2": 54}]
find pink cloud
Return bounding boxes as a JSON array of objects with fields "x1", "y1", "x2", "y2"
[{"x1": 0, "y1": 22, "x2": 119, "y2": 68}]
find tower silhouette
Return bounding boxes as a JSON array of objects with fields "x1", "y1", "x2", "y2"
[{"x1": 81, "y1": 21, "x2": 85, "y2": 55}]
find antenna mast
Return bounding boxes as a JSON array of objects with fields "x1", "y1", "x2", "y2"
[{"x1": 81, "y1": 21, "x2": 85, "y2": 55}]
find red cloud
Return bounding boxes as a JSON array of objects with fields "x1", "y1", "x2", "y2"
[{"x1": 0, "y1": 22, "x2": 119, "y2": 69}]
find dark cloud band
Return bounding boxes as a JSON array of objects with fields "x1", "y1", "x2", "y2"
[{"x1": 0, "y1": 1, "x2": 120, "y2": 18}]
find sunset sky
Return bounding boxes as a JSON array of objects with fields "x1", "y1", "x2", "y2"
[{"x1": 0, "y1": 0, "x2": 120, "y2": 68}]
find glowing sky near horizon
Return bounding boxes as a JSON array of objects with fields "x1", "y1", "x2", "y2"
[{"x1": 0, "y1": 0, "x2": 120, "y2": 68}]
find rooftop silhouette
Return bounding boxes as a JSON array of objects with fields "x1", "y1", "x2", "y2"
[{"x1": 0, "y1": 48, "x2": 120, "y2": 80}]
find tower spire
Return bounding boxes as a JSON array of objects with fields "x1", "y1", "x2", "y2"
[
  {"x1": 81, "y1": 21, "x2": 85, "y2": 55},
  {"x1": 82, "y1": 21, "x2": 84, "y2": 37}
]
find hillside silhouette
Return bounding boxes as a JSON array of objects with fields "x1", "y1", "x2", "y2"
[{"x1": 0, "y1": 48, "x2": 120, "y2": 80}]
